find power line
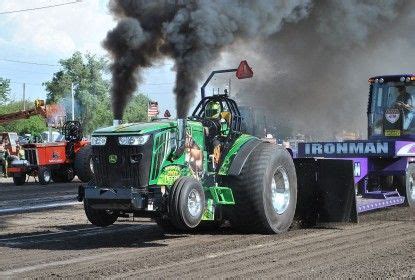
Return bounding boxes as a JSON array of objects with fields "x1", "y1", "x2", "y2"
[
  {"x1": 0, "y1": 1, "x2": 82, "y2": 15},
  {"x1": 0, "y1": 58, "x2": 58, "y2": 67},
  {"x1": 0, "y1": 67, "x2": 53, "y2": 75},
  {"x1": 9, "y1": 81, "x2": 43, "y2": 86},
  {"x1": 141, "y1": 82, "x2": 174, "y2": 86}
]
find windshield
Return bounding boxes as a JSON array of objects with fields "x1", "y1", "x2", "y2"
[{"x1": 369, "y1": 82, "x2": 415, "y2": 137}]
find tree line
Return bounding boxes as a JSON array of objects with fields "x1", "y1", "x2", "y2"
[{"x1": 0, "y1": 52, "x2": 149, "y2": 136}]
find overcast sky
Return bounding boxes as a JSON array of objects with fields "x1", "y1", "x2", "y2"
[{"x1": 0, "y1": 0, "x2": 177, "y2": 115}]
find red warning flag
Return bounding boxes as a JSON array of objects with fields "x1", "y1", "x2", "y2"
[{"x1": 236, "y1": 60, "x2": 253, "y2": 79}]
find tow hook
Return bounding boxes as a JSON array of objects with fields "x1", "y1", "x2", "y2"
[{"x1": 77, "y1": 185, "x2": 84, "y2": 202}]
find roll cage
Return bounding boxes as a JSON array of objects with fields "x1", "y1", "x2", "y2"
[{"x1": 191, "y1": 94, "x2": 242, "y2": 132}]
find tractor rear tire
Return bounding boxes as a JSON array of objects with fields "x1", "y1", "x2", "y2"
[
  {"x1": 38, "y1": 167, "x2": 51, "y2": 185},
  {"x1": 84, "y1": 200, "x2": 118, "y2": 227},
  {"x1": 74, "y1": 144, "x2": 93, "y2": 183},
  {"x1": 13, "y1": 175, "x2": 26, "y2": 186},
  {"x1": 167, "y1": 177, "x2": 205, "y2": 231},
  {"x1": 226, "y1": 143, "x2": 297, "y2": 234}
]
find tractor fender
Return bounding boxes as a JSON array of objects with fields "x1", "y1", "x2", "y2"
[
  {"x1": 227, "y1": 138, "x2": 263, "y2": 176},
  {"x1": 286, "y1": 148, "x2": 294, "y2": 158}
]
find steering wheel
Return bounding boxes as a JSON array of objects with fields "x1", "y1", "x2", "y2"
[
  {"x1": 396, "y1": 101, "x2": 413, "y2": 112},
  {"x1": 190, "y1": 116, "x2": 220, "y2": 136}
]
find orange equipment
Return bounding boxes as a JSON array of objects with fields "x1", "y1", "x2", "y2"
[
  {"x1": 0, "y1": 100, "x2": 46, "y2": 125},
  {"x1": 7, "y1": 121, "x2": 93, "y2": 186}
]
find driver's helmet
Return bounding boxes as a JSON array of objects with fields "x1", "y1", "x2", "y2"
[{"x1": 205, "y1": 101, "x2": 221, "y2": 119}]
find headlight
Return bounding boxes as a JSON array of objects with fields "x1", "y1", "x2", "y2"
[
  {"x1": 118, "y1": 135, "x2": 150, "y2": 146},
  {"x1": 91, "y1": 136, "x2": 107, "y2": 146}
]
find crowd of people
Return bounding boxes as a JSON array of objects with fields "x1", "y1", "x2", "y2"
[{"x1": 0, "y1": 136, "x2": 24, "y2": 178}]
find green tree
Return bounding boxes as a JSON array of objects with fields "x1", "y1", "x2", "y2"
[
  {"x1": 44, "y1": 52, "x2": 151, "y2": 134},
  {"x1": 0, "y1": 101, "x2": 47, "y2": 135},
  {"x1": 44, "y1": 52, "x2": 112, "y2": 134},
  {"x1": 123, "y1": 94, "x2": 150, "y2": 123},
  {"x1": 0, "y1": 77, "x2": 10, "y2": 104}
]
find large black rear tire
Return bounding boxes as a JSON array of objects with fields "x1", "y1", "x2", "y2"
[
  {"x1": 84, "y1": 200, "x2": 118, "y2": 227},
  {"x1": 166, "y1": 176, "x2": 205, "y2": 231},
  {"x1": 74, "y1": 144, "x2": 93, "y2": 183},
  {"x1": 226, "y1": 143, "x2": 297, "y2": 234}
]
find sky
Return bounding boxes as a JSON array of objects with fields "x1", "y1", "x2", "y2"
[{"x1": 0, "y1": 0, "x2": 177, "y2": 116}]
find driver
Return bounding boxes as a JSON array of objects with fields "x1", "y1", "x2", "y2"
[
  {"x1": 203, "y1": 101, "x2": 222, "y2": 138},
  {"x1": 394, "y1": 86, "x2": 414, "y2": 130},
  {"x1": 205, "y1": 101, "x2": 221, "y2": 120},
  {"x1": 395, "y1": 86, "x2": 412, "y2": 111},
  {"x1": 204, "y1": 101, "x2": 223, "y2": 167}
]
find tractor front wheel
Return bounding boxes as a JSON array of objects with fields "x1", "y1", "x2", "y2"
[
  {"x1": 74, "y1": 145, "x2": 94, "y2": 183},
  {"x1": 165, "y1": 176, "x2": 205, "y2": 231},
  {"x1": 13, "y1": 175, "x2": 26, "y2": 186},
  {"x1": 84, "y1": 200, "x2": 118, "y2": 227},
  {"x1": 227, "y1": 143, "x2": 297, "y2": 234},
  {"x1": 38, "y1": 167, "x2": 51, "y2": 185}
]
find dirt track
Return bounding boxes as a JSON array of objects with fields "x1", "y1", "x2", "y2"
[{"x1": 0, "y1": 185, "x2": 414, "y2": 279}]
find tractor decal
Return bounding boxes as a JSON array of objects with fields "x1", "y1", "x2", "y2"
[
  {"x1": 156, "y1": 165, "x2": 190, "y2": 186},
  {"x1": 385, "y1": 108, "x2": 400, "y2": 124},
  {"x1": 300, "y1": 141, "x2": 391, "y2": 157},
  {"x1": 185, "y1": 131, "x2": 203, "y2": 179},
  {"x1": 108, "y1": 154, "x2": 117, "y2": 164}
]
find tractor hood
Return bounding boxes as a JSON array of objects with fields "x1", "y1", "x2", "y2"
[{"x1": 93, "y1": 121, "x2": 177, "y2": 135}]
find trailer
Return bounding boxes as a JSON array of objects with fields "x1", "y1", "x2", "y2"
[{"x1": 298, "y1": 74, "x2": 415, "y2": 212}]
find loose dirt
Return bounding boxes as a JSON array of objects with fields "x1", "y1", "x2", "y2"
[{"x1": 0, "y1": 190, "x2": 413, "y2": 279}]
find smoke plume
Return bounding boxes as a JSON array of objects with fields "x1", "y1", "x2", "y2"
[
  {"x1": 104, "y1": 0, "x2": 312, "y2": 118},
  {"x1": 105, "y1": 0, "x2": 415, "y2": 140},
  {"x1": 225, "y1": 0, "x2": 415, "y2": 139}
]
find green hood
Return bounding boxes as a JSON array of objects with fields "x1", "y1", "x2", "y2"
[{"x1": 93, "y1": 121, "x2": 177, "y2": 135}]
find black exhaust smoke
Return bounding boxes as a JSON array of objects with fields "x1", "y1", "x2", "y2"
[
  {"x1": 226, "y1": 0, "x2": 412, "y2": 138},
  {"x1": 103, "y1": 0, "x2": 312, "y2": 119}
]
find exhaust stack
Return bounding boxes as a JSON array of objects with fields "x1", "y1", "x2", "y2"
[{"x1": 173, "y1": 118, "x2": 186, "y2": 158}]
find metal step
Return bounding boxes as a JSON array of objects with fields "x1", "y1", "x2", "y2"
[{"x1": 356, "y1": 195, "x2": 405, "y2": 213}]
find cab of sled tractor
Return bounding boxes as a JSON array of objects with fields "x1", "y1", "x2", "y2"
[{"x1": 79, "y1": 61, "x2": 357, "y2": 233}]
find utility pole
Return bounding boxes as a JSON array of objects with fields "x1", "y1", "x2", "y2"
[
  {"x1": 71, "y1": 82, "x2": 75, "y2": 121},
  {"x1": 23, "y1": 83, "x2": 26, "y2": 110},
  {"x1": 228, "y1": 78, "x2": 231, "y2": 96}
]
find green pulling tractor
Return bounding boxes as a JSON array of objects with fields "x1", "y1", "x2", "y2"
[{"x1": 78, "y1": 61, "x2": 356, "y2": 233}]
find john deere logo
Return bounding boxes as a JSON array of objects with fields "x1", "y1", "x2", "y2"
[
  {"x1": 108, "y1": 154, "x2": 117, "y2": 164},
  {"x1": 51, "y1": 151, "x2": 60, "y2": 159}
]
